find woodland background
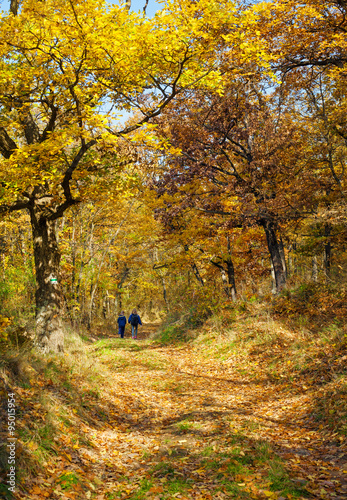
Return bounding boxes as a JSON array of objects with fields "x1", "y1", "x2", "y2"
[{"x1": 0, "y1": 0, "x2": 346, "y2": 499}]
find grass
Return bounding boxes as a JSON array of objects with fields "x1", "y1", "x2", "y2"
[
  {"x1": 1, "y1": 301, "x2": 346, "y2": 499},
  {"x1": 195, "y1": 439, "x2": 308, "y2": 498},
  {"x1": 189, "y1": 302, "x2": 347, "y2": 433},
  {"x1": 153, "y1": 324, "x2": 187, "y2": 344},
  {"x1": 175, "y1": 419, "x2": 202, "y2": 433},
  {"x1": 152, "y1": 462, "x2": 176, "y2": 476},
  {"x1": 267, "y1": 459, "x2": 308, "y2": 497},
  {"x1": 151, "y1": 379, "x2": 188, "y2": 393},
  {"x1": 56, "y1": 471, "x2": 81, "y2": 490},
  {"x1": 127, "y1": 479, "x2": 153, "y2": 500}
]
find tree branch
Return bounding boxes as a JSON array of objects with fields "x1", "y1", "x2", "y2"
[
  {"x1": 0, "y1": 200, "x2": 30, "y2": 215},
  {"x1": 49, "y1": 139, "x2": 97, "y2": 221},
  {"x1": 0, "y1": 128, "x2": 18, "y2": 159}
]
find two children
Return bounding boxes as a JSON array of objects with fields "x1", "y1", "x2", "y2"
[{"x1": 117, "y1": 308, "x2": 142, "y2": 339}]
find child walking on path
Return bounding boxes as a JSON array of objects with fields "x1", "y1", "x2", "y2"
[
  {"x1": 128, "y1": 309, "x2": 142, "y2": 339},
  {"x1": 117, "y1": 311, "x2": 127, "y2": 338}
]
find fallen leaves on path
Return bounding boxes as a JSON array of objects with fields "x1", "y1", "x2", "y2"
[{"x1": 2, "y1": 324, "x2": 346, "y2": 500}]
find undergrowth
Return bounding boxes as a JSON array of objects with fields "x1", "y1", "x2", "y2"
[{"x1": 189, "y1": 292, "x2": 347, "y2": 435}]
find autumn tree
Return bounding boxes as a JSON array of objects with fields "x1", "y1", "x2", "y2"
[
  {"x1": 150, "y1": 75, "x2": 307, "y2": 294},
  {"x1": 257, "y1": 0, "x2": 347, "y2": 73},
  {"x1": 255, "y1": 0, "x2": 347, "y2": 281}
]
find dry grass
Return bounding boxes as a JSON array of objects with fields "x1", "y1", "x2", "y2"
[{"x1": 0, "y1": 301, "x2": 346, "y2": 499}]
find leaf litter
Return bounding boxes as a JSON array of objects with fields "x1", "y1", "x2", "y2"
[{"x1": 2, "y1": 323, "x2": 346, "y2": 500}]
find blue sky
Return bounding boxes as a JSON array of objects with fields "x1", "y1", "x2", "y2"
[
  {"x1": 127, "y1": 0, "x2": 161, "y2": 17},
  {"x1": 0, "y1": 0, "x2": 161, "y2": 17},
  {"x1": 0, "y1": 0, "x2": 161, "y2": 125}
]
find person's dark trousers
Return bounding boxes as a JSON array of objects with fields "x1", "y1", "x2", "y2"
[{"x1": 118, "y1": 326, "x2": 125, "y2": 338}]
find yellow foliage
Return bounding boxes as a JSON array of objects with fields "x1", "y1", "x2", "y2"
[
  {"x1": 0, "y1": 314, "x2": 11, "y2": 341},
  {"x1": 0, "y1": 0, "x2": 273, "y2": 206}
]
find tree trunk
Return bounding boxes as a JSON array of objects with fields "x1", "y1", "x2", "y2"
[
  {"x1": 312, "y1": 255, "x2": 318, "y2": 282},
  {"x1": 292, "y1": 242, "x2": 298, "y2": 275},
  {"x1": 278, "y1": 235, "x2": 287, "y2": 279},
  {"x1": 191, "y1": 262, "x2": 204, "y2": 286},
  {"x1": 10, "y1": 0, "x2": 19, "y2": 16},
  {"x1": 219, "y1": 265, "x2": 237, "y2": 301},
  {"x1": 161, "y1": 277, "x2": 169, "y2": 311},
  {"x1": 220, "y1": 268, "x2": 229, "y2": 295},
  {"x1": 30, "y1": 210, "x2": 64, "y2": 353},
  {"x1": 270, "y1": 261, "x2": 277, "y2": 295},
  {"x1": 116, "y1": 264, "x2": 130, "y2": 314},
  {"x1": 183, "y1": 244, "x2": 204, "y2": 286},
  {"x1": 287, "y1": 242, "x2": 297, "y2": 277},
  {"x1": 226, "y1": 236, "x2": 237, "y2": 301},
  {"x1": 324, "y1": 224, "x2": 332, "y2": 280},
  {"x1": 261, "y1": 218, "x2": 286, "y2": 294},
  {"x1": 226, "y1": 259, "x2": 237, "y2": 301},
  {"x1": 211, "y1": 258, "x2": 237, "y2": 301}
]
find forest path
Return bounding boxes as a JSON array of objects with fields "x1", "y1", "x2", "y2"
[{"x1": 19, "y1": 332, "x2": 346, "y2": 500}]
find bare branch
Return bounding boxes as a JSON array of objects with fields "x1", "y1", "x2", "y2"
[{"x1": 143, "y1": 0, "x2": 149, "y2": 15}]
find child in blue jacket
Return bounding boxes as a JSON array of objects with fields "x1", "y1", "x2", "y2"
[
  {"x1": 117, "y1": 311, "x2": 127, "y2": 338},
  {"x1": 128, "y1": 308, "x2": 142, "y2": 339}
]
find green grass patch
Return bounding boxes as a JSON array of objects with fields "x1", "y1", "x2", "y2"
[
  {"x1": 175, "y1": 419, "x2": 202, "y2": 433},
  {"x1": 194, "y1": 434, "x2": 309, "y2": 498},
  {"x1": 152, "y1": 461, "x2": 176, "y2": 476},
  {"x1": 267, "y1": 458, "x2": 308, "y2": 497},
  {"x1": 127, "y1": 479, "x2": 153, "y2": 500},
  {"x1": 37, "y1": 420, "x2": 56, "y2": 452},
  {"x1": 220, "y1": 482, "x2": 252, "y2": 498},
  {"x1": 165, "y1": 476, "x2": 190, "y2": 494},
  {"x1": 0, "y1": 482, "x2": 14, "y2": 500},
  {"x1": 154, "y1": 324, "x2": 188, "y2": 344},
  {"x1": 56, "y1": 471, "x2": 81, "y2": 490}
]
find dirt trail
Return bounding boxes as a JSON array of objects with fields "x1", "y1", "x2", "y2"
[{"x1": 17, "y1": 331, "x2": 347, "y2": 500}]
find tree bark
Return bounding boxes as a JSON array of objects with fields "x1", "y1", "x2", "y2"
[
  {"x1": 183, "y1": 245, "x2": 204, "y2": 286},
  {"x1": 312, "y1": 255, "x2": 318, "y2": 282},
  {"x1": 161, "y1": 277, "x2": 169, "y2": 311},
  {"x1": 191, "y1": 262, "x2": 204, "y2": 286},
  {"x1": 226, "y1": 236, "x2": 237, "y2": 301},
  {"x1": 261, "y1": 218, "x2": 287, "y2": 294},
  {"x1": 324, "y1": 223, "x2": 332, "y2": 280},
  {"x1": 30, "y1": 209, "x2": 64, "y2": 353},
  {"x1": 10, "y1": 0, "x2": 19, "y2": 16},
  {"x1": 116, "y1": 264, "x2": 130, "y2": 313},
  {"x1": 211, "y1": 258, "x2": 237, "y2": 301},
  {"x1": 278, "y1": 235, "x2": 287, "y2": 280},
  {"x1": 226, "y1": 258, "x2": 237, "y2": 301}
]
